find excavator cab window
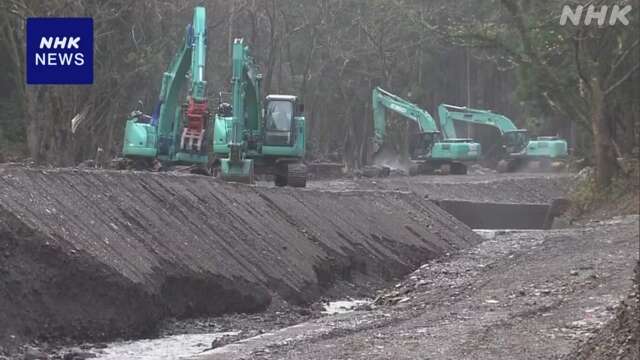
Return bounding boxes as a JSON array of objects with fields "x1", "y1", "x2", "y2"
[
  {"x1": 410, "y1": 132, "x2": 437, "y2": 159},
  {"x1": 503, "y1": 130, "x2": 529, "y2": 154},
  {"x1": 217, "y1": 92, "x2": 232, "y2": 116},
  {"x1": 264, "y1": 100, "x2": 294, "y2": 146},
  {"x1": 130, "y1": 110, "x2": 152, "y2": 124}
]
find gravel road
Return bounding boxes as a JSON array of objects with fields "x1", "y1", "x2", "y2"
[{"x1": 307, "y1": 172, "x2": 572, "y2": 203}]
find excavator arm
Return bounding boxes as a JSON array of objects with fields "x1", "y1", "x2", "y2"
[
  {"x1": 123, "y1": 7, "x2": 210, "y2": 165},
  {"x1": 179, "y1": 7, "x2": 208, "y2": 153},
  {"x1": 189, "y1": 9, "x2": 207, "y2": 102},
  {"x1": 231, "y1": 38, "x2": 262, "y2": 147},
  {"x1": 372, "y1": 86, "x2": 440, "y2": 148},
  {"x1": 437, "y1": 104, "x2": 518, "y2": 138},
  {"x1": 220, "y1": 38, "x2": 263, "y2": 182},
  {"x1": 155, "y1": 26, "x2": 190, "y2": 153},
  {"x1": 156, "y1": 7, "x2": 209, "y2": 155},
  {"x1": 438, "y1": 104, "x2": 528, "y2": 155}
]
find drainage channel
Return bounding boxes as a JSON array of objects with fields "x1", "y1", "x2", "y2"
[
  {"x1": 434, "y1": 198, "x2": 570, "y2": 230},
  {"x1": 86, "y1": 332, "x2": 239, "y2": 360},
  {"x1": 83, "y1": 299, "x2": 373, "y2": 359},
  {"x1": 67, "y1": 200, "x2": 568, "y2": 359}
]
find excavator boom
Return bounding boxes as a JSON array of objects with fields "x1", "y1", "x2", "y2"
[
  {"x1": 219, "y1": 39, "x2": 261, "y2": 183},
  {"x1": 438, "y1": 104, "x2": 518, "y2": 138},
  {"x1": 372, "y1": 87, "x2": 439, "y2": 144}
]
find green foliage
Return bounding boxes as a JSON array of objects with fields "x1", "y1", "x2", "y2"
[
  {"x1": 571, "y1": 172, "x2": 603, "y2": 216},
  {"x1": 570, "y1": 169, "x2": 639, "y2": 217}
]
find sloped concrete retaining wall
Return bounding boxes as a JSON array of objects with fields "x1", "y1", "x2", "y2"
[{"x1": 0, "y1": 167, "x2": 480, "y2": 344}]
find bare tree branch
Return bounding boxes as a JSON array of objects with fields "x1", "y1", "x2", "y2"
[{"x1": 605, "y1": 63, "x2": 640, "y2": 96}]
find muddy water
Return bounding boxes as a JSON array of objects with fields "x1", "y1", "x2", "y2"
[
  {"x1": 321, "y1": 299, "x2": 371, "y2": 315},
  {"x1": 91, "y1": 332, "x2": 239, "y2": 359},
  {"x1": 89, "y1": 300, "x2": 372, "y2": 359}
]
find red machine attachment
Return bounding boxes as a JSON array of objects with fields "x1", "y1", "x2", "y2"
[{"x1": 181, "y1": 97, "x2": 208, "y2": 152}]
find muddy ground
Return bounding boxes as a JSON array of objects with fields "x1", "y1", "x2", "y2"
[
  {"x1": 308, "y1": 173, "x2": 572, "y2": 204},
  {"x1": 566, "y1": 263, "x2": 638, "y2": 360},
  {"x1": 191, "y1": 215, "x2": 639, "y2": 360},
  {"x1": 2, "y1": 167, "x2": 635, "y2": 360}
]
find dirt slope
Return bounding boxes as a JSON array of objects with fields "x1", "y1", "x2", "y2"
[
  {"x1": 0, "y1": 167, "x2": 480, "y2": 347},
  {"x1": 565, "y1": 263, "x2": 638, "y2": 360}
]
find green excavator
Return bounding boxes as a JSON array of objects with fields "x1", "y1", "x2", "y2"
[
  {"x1": 372, "y1": 87, "x2": 481, "y2": 175},
  {"x1": 437, "y1": 104, "x2": 568, "y2": 172},
  {"x1": 212, "y1": 38, "x2": 307, "y2": 186},
  {"x1": 122, "y1": 7, "x2": 211, "y2": 170}
]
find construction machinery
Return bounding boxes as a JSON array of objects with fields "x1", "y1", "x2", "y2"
[
  {"x1": 122, "y1": 7, "x2": 211, "y2": 170},
  {"x1": 372, "y1": 87, "x2": 481, "y2": 175},
  {"x1": 213, "y1": 38, "x2": 307, "y2": 186},
  {"x1": 438, "y1": 104, "x2": 568, "y2": 172}
]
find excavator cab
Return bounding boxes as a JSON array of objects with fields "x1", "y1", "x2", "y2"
[
  {"x1": 502, "y1": 129, "x2": 529, "y2": 155},
  {"x1": 264, "y1": 95, "x2": 297, "y2": 146},
  {"x1": 122, "y1": 101, "x2": 158, "y2": 159},
  {"x1": 409, "y1": 131, "x2": 438, "y2": 160}
]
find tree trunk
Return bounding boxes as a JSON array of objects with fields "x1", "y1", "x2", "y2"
[
  {"x1": 590, "y1": 81, "x2": 616, "y2": 188},
  {"x1": 25, "y1": 87, "x2": 44, "y2": 163},
  {"x1": 26, "y1": 122, "x2": 42, "y2": 162}
]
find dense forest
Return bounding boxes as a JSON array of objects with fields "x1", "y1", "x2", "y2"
[{"x1": 0, "y1": 0, "x2": 637, "y2": 187}]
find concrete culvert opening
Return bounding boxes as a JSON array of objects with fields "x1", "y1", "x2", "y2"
[{"x1": 435, "y1": 198, "x2": 570, "y2": 230}]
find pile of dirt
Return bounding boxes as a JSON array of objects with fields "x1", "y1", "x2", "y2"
[
  {"x1": 565, "y1": 263, "x2": 639, "y2": 360},
  {"x1": 0, "y1": 166, "x2": 480, "y2": 352}
]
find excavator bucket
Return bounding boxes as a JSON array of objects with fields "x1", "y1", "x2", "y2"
[{"x1": 220, "y1": 158, "x2": 254, "y2": 184}]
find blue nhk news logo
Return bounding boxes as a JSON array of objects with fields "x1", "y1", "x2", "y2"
[{"x1": 26, "y1": 17, "x2": 93, "y2": 84}]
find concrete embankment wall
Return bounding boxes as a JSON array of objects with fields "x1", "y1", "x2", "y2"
[
  {"x1": 435, "y1": 199, "x2": 570, "y2": 229},
  {"x1": 379, "y1": 175, "x2": 572, "y2": 229},
  {"x1": 0, "y1": 167, "x2": 480, "y2": 344}
]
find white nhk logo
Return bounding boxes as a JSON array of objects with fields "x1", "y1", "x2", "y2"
[
  {"x1": 35, "y1": 36, "x2": 85, "y2": 66},
  {"x1": 560, "y1": 5, "x2": 632, "y2": 26}
]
